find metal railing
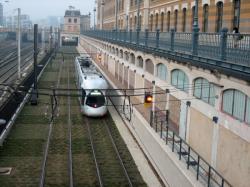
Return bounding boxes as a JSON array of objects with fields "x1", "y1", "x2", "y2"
[
  {"x1": 150, "y1": 110, "x2": 232, "y2": 187},
  {"x1": 82, "y1": 29, "x2": 250, "y2": 68}
]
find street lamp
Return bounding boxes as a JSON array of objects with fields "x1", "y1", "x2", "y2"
[
  {"x1": 93, "y1": 7, "x2": 96, "y2": 30},
  {"x1": 192, "y1": 0, "x2": 199, "y2": 55},
  {"x1": 193, "y1": 0, "x2": 199, "y2": 29},
  {"x1": 88, "y1": 12, "x2": 91, "y2": 30},
  {"x1": 100, "y1": 0, "x2": 104, "y2": 29},
  {"x1": 136, "y1": 0, "x2": 140, "y2": 31}
]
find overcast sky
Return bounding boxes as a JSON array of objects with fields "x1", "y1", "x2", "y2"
[{"x1": 2, "y1": 0, "x2": 95, "y2": 21}]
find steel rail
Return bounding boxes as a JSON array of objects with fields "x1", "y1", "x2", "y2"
[
  {"x1": 67, "y1": 55, "x2": 73, "y2": 187},
  {"x1": 0, "y1": 51, "x2": 33, "y2": 83},
  {"x1": 39, "y1": 52, "x2": 63, "y2": 187},
  {"x1": 85, "y1": 117, "x2": 104, "y2": 187},
  {"x1": 103, "y1": 119, "x2": 133, "y2": 187},
  {"x1": 0, "y1": 45, "x2": 33, "y2": 69}
]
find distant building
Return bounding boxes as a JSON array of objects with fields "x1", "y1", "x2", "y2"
[
  {"x1": 6, "y1": 14, "x2": 32, "y2": 30},
  {"x1": 80, "y1": 14, "x2": 90, "y2": 32},
  {"x1": 0, "y1": 3, "x2": 3, "y2": 27},
  {"x1": 48, "y1": 16, "x2": 59, "y2": 27},
  {"x1": 6, "y1": 16, "x2": 13, "y2": 29},
  {"x1": 63, "y1": 9, "x2": 81, "y2": 34}
]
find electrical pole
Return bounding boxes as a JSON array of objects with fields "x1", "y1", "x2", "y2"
[
  {"x1": 31, "y1": 24, "x2": 38, "y2": 105},
  {"x1": 49, "y1": 26, "x2": 52, "y2": 52},
  {"x1": 93, "y1": 7, "x2": 96, "y2": 30},
  {"x1": 42, "y1": 27, "x2": 45, "y2": 53},
  {"x1": 17, "y1": 8, "x2": 21, "y2": 79},
  {"x1": 34, "y1": 24, "x2": 38, "y2": 92}
]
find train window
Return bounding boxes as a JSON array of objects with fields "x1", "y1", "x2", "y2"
[
  {"x1": 86, "y1": 90, "x2": 105, "y2": 108},
  {"x1": 82, "y1": 89, "x2": 86, "y2": 105}
]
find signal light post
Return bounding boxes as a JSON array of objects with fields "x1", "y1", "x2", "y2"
[{"x1": 30, "y1": 24, "x2": 38, "y2": 105}]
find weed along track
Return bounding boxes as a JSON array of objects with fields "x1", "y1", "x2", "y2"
[{"x1": 0, "y1": 47, "x2": 146, "y2": 187}]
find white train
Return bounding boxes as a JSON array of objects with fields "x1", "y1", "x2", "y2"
[{"x1": 75, "y1": 55, "x2": 108, "y2": 117}]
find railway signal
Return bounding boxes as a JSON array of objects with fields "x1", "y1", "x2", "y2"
[
  {"x1": 144, "y1": 92, "x2": 153, "y2": 104},
  {"x1": 97, "y1": 54, "x2": 102, "y2": 62}
]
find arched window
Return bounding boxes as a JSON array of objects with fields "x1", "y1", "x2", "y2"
[
  {"x1": 139, "y1": 15, "x2": 142, "y2": 30},
  {"x1": 182, "y1": 8, "x2": 187, "y2": 32},
  {"x1": 171, "y1": 69, "x2": 189, "y2": 92},
  {"x1": 130, "y1": 0, "x2": 133, "y2": 6},
  {"x1": 130, "y1": 17, "x2": 132, "y2": 30},
  {"x1": 174, "y1": 10, "x2": 178, "y2": 31},
  {"x1": 115, "y1": 48, "x2": 118, "y2": 55},
  {"x1": 233, "y1": 0, "x2": 241, "y2": 30},
  {"x1": 121, "y1": 19, "x2": 123, "y2": 29},
  {"x1": 150, "y1": 14, "x2": 154, "y2": 31},
  {"x1": 119, "y1": 49, "x2": 123, "y2": 58},
  {"x1": 167, "y1": 11, "x2": 170, "y2": 32},
  {"x1": 156, "y1": 63, "x2": 167, "y2": 80},
  {"x1": 68, "y1": 18, "x2": 72, "y2": 23},
  {"x1": 222, "y1": 89, "x2": 250, "y2": 124},
  {"x1": 160, "y1": 12, "x2": 164, "y2": 32},
  {"x1": 130, "y1": 53, "x2": 135, "y2": 64},
  {"x1": 134, "y1": 16, "x2": 137, "y2": 31},
  {"x1": 193, "y1": 78, "x2": 215, "y2": 106},
  {"x1": 216, "y1": 1, "x2": 223, "y2": 32},
  {"x1": 125, "y1": 52, "x2": 129, "y2": 61},
  {"x1": 203, "y1": 4, "x2": 209, "y2": 32},
  {"x1": 145, "y1": 59, "x2": 154, "y2": 74},
  {"x1": 74, "y1": 18, "x2": 77, "y2": 23},
  {"x1": 137, "y1": 56, "x2": 143, "y2": 68},
  {"x1": 155, "y1": 13, "x2": 159, "y2": 30}
]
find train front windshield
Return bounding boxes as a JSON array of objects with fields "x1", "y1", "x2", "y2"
[{"x1": 86, "y1": 90, "x2": 105, "y2": 108}]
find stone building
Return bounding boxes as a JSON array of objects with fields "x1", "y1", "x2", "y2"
[
  {"x1": 97, "y1": 0, "x2": 249, "y2": 33},
  {"x1": 63, "y1": 9, "x2": 81, "y2": 34},
  {"x1": 80, "y1": 14, "x2": 91, "y2": 32},
  {"x1": 0, "y1": 3, "x2": 3, "y2": 27}
]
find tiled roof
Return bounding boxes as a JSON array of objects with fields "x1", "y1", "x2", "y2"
[{"x1": 65, "y1": 10, "x2": 81, "y2": 17}]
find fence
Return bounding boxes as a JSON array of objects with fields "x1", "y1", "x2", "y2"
[
  {"x1": 83, "y1": 29, "x2": 250, "y2": 68},
  {"x1": 150, "y1": 110, "x2": 232, "y2": 187}
]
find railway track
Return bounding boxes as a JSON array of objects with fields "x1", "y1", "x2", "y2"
[
  {"x1": 85, "y1": 116, "x2": 134, "y2": 186},
  {"x1": 0, "y1": 44, "x2": 34, "y2": 83},
  {"x1": 0, "y1": 46, "x2": 146, "y2": 186},
  {"x1": 39, "y1": 48, "x2": 67, "y2": 187}
]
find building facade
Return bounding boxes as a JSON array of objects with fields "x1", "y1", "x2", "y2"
[
  {"x1": 80, "y1": 14, "x2": 91, "y2": 32},
  {"x1": 97, "y1": 0, "x2": 249, "y2": 33},
  {"x1": 13, "y1": 15, "x2": 32, "y2": 29},
  {"x1": 0, "y1": 3, "x2": 3, "y2": 27},
  {"x1": 63, "y1": 10, "x2": 81, "y2": 34}
]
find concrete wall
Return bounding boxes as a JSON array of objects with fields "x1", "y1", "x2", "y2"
[
  {"x1": 189, "y1": 107, "x2": 213, "y2": 163},
  {"x1": 168, "y1": 95, "x2": 180, "y2": 129},
  {"x1": 216, "y1": 125, "x2": 250, "y2": 187}
]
